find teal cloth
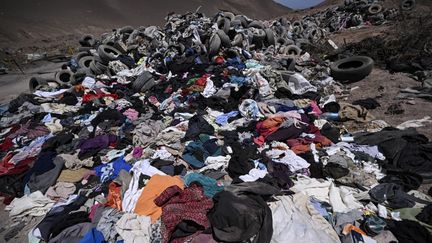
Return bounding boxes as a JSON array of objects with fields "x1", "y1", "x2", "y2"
[{"x1": 184, "y1": 173, "x2": 224, "y2": 198}]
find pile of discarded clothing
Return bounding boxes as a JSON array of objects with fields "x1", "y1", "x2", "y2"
[{"x1": 1, "y1": 3, "x2": 431, "y2": 243}]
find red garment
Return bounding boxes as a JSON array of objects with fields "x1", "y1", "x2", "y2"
[
  {"x1": 195, "y1": 74, "x2": 209, "y2": 86},
  {"x1": 254, "y1": 117, "x2": 285, "y2": 146},
  {"x1": 154, "y1": 184, "x2": 214, "y2": 243},
  {"x1": 82, "y1": 93, "x2": 119, "y2": 103},
  {"x1": 0, "y1": 153, "x2": 35, "y2": 176},
  {"x1": 106, "y1": 182, "x2": 122, "y2": 211},
  {"x1": 0, "y1": 138, "x2": 14, "y2": 152}
]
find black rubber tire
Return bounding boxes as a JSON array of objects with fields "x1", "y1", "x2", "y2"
[
  {"x1": 230, "y1": 19, "x2": 242, "y2": 28},
  {"x1": 234, "y1": 15, "x2": 248, "y2": 27},
  {"x1": 232, "y1": 33, "x2": 244, "y2": 47},
  {"x1": 217, "y1": 30, "x2": 231, "y2": 48},
  {"x1": 78, "y1": 47, "x2": 93, "y2": 52},
  {"x1": 119, "y1": 26, "x2": 134, "y2": 34},
  {"x1": 78, "y1": 56, "x2": 94, "y2": 69},
  {"x1": 97, "y1": 45, "x2": 121, "y2": 62},
  {"x1": 223, "y1": 12, "x2": 235, "y2": 21},
  {"x1": 330, "y1": 56, "x2": 374, "y2": 82},
  {"x1": 208, "y1": 33, "x2": 221, "y2": 57},
  {"x1": 401, "y1": 0, "x2": 415, "y2": 10},
  {"x1": 95, "y1": 61, "x2": 108, "y2": 72},
  {"x1": 29, "y1": 77, "x2": 47, "y2": 93},
  {"x1": 55, "y1": 69, "x2": 75, "y2": 84},
  {"x1": 279, "y1": 17, "x2": 289, "y2": 27},
  {"x1": 252, "y1": 29, "x2": 266, "y2": 48},
  {"x1": 248, "y1": 20, "x2": 265, "y2": 29},
  {"x1": 368, "y1": 4, "x2": 383, "y2": 14},
  {"x1": 89, "y1": 60, "x2": 103, "y2": 75},
  {"x1": 132, "y1": 71, "x2": 154, "y2": 93},
  {"x1": 264, "y1": 28, "x2": 275, "y2": 46},
  {"x1": 292, "y1": 21, "x2": 302, "y2": 27},
  {"x1": 217, "y1": 17, "x2": 231, "y2": 33},
  {"x1": 282, "y1": 45, "x2": 302, "y2": 56},
  {"x1": 293, "y1": 25, "x2": 303, "y2": 35},
  {"x1": 74, "y1": 51, "x2": 90, "y2": 62},
  {"x1": 79, "y1": 35, "x2": 95, "y2": 47}
]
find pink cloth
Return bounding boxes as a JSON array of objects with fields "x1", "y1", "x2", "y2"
[{"x1": 123, "y1": 108, "x2": 139, "y2": 121}]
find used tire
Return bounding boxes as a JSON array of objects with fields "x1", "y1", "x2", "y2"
[
  {"x1": 74, "y1": 51, "x2": 90, "y2": 62},
  {"x1": 29, "y1": 77, "x2": 47, "y2": 93},
  {"x1": 248, "y1": 20, "x2": 264, "y2": 29},
  {"x1": 264, "y1": 28, "x2": 276, "y2": 46},
  {"x1": 217, "y1": 30, "x2": 231, "y2": 48},
  {"x1": 223, "y1": 12, "x2": 235, "y2": 21},
  {"x1": 231, "y1": 33, "x2": 244, "y2": 47},
  {"x1": 234, "y1": 15, "x2": 248, "y2": 27},
  {"x1": 79, "y1": 35, "x2": 95, "y2": 47},
  {"x1": 217, "y1": 17, "x2": 231, "y2": 33},
  {"x1": 282, "y1": 45, "x2": 302, "y2": 56},
  {"x1": 78, "y1": 56, "x2": 94, "y2": 69},
  {"x1": 97, "y1": 45, "x2": 121, "y2": 62},
  {"x1": 119, "y1": 26, "x2": 134, "y2": 34},
  {"x1": 55, "y1": 69, "x2": 75, "y2": 84},
  {"x1": 132, "y1": 71, "x2": 156, "y2": 93},
  {"x1": 401, "y1": 0, "x2": 415, "y2": 10},
  {"x1": 90, "y1": 60, "x2": 103, "y2": 75},
  {"x1": 368, "y1": 3, "x2": 383, "y2": 14},
  {"x1": 208, "y1": 33, "x2": 221, "y2": 57},
  {"x1": 330, "y1": 56, "x2": 374, "y2": 82}
]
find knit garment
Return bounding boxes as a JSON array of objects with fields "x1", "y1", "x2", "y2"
[{"x1": 154, "y1": 184, "x2": 213, "y2": 243}]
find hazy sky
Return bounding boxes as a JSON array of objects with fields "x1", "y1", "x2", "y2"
[{"x1": 274, "y1": 0, "x2": 324, "y2": 9}]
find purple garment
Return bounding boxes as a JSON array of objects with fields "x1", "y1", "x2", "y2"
[
  {"x1": 132, "y1": 147, "x2": 143, "y2": 159},
  {"x1": 78, "y1": 134, "x2": 117, "y2": 155}
]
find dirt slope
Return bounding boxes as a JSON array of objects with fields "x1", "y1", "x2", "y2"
[{"x1": 0, "y1": 0, "x2": 290, "y2": 48}]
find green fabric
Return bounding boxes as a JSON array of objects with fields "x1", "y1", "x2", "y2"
[{"x1": 396, "y1": 208, "x2": 432, "y2": 234}]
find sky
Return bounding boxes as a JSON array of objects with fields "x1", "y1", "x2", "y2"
[{"x1": 273, "y1": 0, "x2": 324, "y2": 9}]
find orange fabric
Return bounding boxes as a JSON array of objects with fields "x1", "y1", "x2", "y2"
[
  {"x1": 134, "y1": 175, "x2": 184, "y2": 223},
  {"x1": 342, "y1": 224, "x2": 367, "y2": 236},
  {"x1": 106, "y1": 182, "x2": 122, "y2": 211},
  {"x1": 291, "y1": 144, "x2": 311, "y2": 154}
]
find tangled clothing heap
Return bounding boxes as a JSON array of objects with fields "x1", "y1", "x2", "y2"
[{"x1": 155, "y1": 184, "x2": 213, "y2": 243}]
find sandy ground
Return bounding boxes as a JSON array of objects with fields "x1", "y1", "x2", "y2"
[{"x1": 0, "y1": 0, "x2": 291, "y2": 48}]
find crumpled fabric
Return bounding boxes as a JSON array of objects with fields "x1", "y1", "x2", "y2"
[
  {"x1": 284, "y1": 72, "x2": 317, "y2": 95},
  {"x1": 208, "y1": 182, "x2": 279, "y2": 243},
  {"x1": 183, "y1": 173, "x2": 224, "y2": 198},
  {"x1": 45, "y1": 182, "x2": 76, "y2": 201},
  {"x1": 132, "y1": 119, "x2": 165, "y2": 147},
  {"x1": 291, "y1": 176, "x2": 364, "y2": 213},
  {"x1": 154, "y1": 184, "x2": 213, "y2": 243},
  {"x1": 215, "y1": 111, "x2": 240, "y2": 126},
  {"x1": 48, "y1": 222, "x2": 93, "y2": 243},
  {"x1": 9, "y1": 134, "x2": 53, "y2": 164},
  {"x1": 59, "y1": 153, "x2": 94, "y2": 170},
  {"x1": 106, "y1": 181, "x2": 123, "y2": 210},
  {"x1": 94, "y1": 156, "x2": 132, "y2": 183},
  {"x1": 40, "y1": 103, "x2": 78, "y2": 114},
  {"x1": 5, "y1": 191, "x2": 54, "y2": 220},
  {"x1": 266, "y1": 148, "x2": 310, "y2": 172},
  {"x1": 123, "y1": 108, "x2": 139, "y2": 121},
  {"x1": 122, "y1": 159, "x2": 166, "y2": 213},
  {"x1": 115, "y1": 213, "x2": 152, "y2": 243},
  {"x1": 339, "y1": 103, "x2": 374, "y2": 122},
  {"x1": 134, "y1": 175, "x2": 184, "y2": 223},
  {"x1": 396, "y1": 116, "x2": 432, "y2": 130},
  {"x1": 270, "y1": 194, "x2": 340, "y2": 243},
  {"x1": 96, "y1": 208, "x2": 124, "y2": 242},
  {"x1": 239, "y1": 99, "x2": 264, "y2": 120}
]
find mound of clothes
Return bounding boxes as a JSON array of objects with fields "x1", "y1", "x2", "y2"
[{"x1": 1, "y1": 5, "x2": 431, "y2": 243}]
